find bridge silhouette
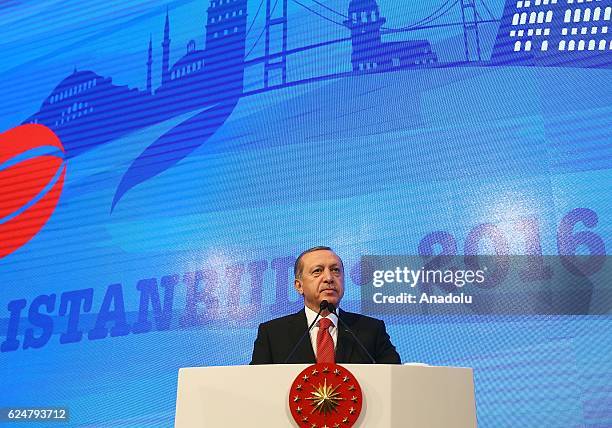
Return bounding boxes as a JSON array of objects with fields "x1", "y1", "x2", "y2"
[{"x1": 242, "y1": 0, "x2": 500, "y2": 90}]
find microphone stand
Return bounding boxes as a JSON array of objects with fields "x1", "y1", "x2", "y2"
[
  {"x1": 328, "y1": 304, "x2": 377, "y2": 364},
  {"x1": 284, "y1": 300, "x2": 329, "y2": 364}
]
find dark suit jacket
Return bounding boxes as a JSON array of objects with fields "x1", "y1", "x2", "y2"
[{"x1": 250, "y1": 309, "x2": 401, "y2": 364}]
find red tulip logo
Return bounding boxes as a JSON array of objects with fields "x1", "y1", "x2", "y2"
[{"x1": 0, "y1": 124, "x2": 66, "y2": 258}]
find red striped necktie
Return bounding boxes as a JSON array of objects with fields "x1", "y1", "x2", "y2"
[{"x1": 316, "y1": 317, "x2": 335, "y2": 364}]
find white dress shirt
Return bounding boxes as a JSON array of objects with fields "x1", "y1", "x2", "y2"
[{"x1": 304, "y1": 305, "x2": 339, "y2": 356}]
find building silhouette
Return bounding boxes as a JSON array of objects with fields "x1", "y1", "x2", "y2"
[
  {"x1": 492, "y1": 0, "x2": 612, "y2": 66},
  {"x1": 155, "y1": 0, "x2": 247, "y2": 106},
  {"x1": 344, "y1": 0, "x2": 437, "y2": 72},
  {"x1": 23, "y1": 70, "x2": 152, "y2": 156},
  {"x1": 23, "y1": 0, "x2": 248, "y2": 157}
]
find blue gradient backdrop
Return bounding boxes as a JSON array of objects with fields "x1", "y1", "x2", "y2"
[{"x1": 1, "y1": 0, "x2": 611, "y2": 426}]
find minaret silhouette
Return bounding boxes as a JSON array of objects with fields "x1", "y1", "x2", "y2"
[
  {"x1": 147, "y1": 35, "x2": 153, "y2": 94},
  {"x1": 161, "y1": 9, "x2": 171, "y2": 85}
]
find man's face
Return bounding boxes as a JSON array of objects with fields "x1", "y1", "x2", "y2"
[{"x1": 295, "y1": 250, "x2": 344, "y2": 312}]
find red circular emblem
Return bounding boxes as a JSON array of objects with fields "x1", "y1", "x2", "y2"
[
  {"x1": 0, "y1": 124, "x2": 66, "y2": 258},
  {"x1": 288, "y1": 363, "x2": 363, "y2": 427}
]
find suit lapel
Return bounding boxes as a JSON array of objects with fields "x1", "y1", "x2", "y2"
[
  {"x1": 286, "y1": 309, "x2": 359, "y2": 363},
  {"x1": 288, "y1": 309, "x2": 316, "y2": 363},
  {"x1": 335, "y1": 309, "x2": 355, "y2": 363}
]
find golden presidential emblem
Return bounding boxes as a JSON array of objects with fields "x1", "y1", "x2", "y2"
[{"x1": 288, "y1": 363, "x2": 363, "y2": 427}]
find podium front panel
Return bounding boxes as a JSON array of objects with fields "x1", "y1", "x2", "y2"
[{"x1": 175, "y1": 364, "x2": 477, "y2": 427}]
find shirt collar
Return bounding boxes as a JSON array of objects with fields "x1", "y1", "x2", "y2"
[{"x1": 305, "y1": 304, "x2": 338, "y2": 328}]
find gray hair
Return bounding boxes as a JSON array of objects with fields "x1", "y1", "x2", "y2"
[{"x1": 294, "y1": 246, "x2": 344, "y2": 279}]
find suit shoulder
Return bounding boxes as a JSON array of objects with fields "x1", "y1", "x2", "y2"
[
  {"x1": 258, "y1": 312, "x2": 302, "y2": 330},
  {"x1": 341, "y1": 311, "x2": 385, "y2": 327}
]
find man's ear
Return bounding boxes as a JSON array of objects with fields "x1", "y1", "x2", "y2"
[{"x1": 294, "y1": 279, "x2": 303, "y2": 295}]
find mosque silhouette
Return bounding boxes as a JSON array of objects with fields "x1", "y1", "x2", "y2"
[{"x1": 23, "y1": 1, "x2": 248, "y2": 157}]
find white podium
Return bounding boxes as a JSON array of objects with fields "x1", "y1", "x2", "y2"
[{"x1": 175, "y1": 364, "x2": 477, "y2": 427}]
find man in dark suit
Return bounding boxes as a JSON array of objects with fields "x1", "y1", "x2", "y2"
[{"x1": 250, "y1": 246, "x2": 401, "y2": 364}]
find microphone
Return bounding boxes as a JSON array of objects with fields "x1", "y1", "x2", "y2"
[
  {"x1": 284, "y1": 300, "x2": 329, "y2": 364},
  {"x1": 328, "y1": 304, "x2": 377, "y2": 364}
]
